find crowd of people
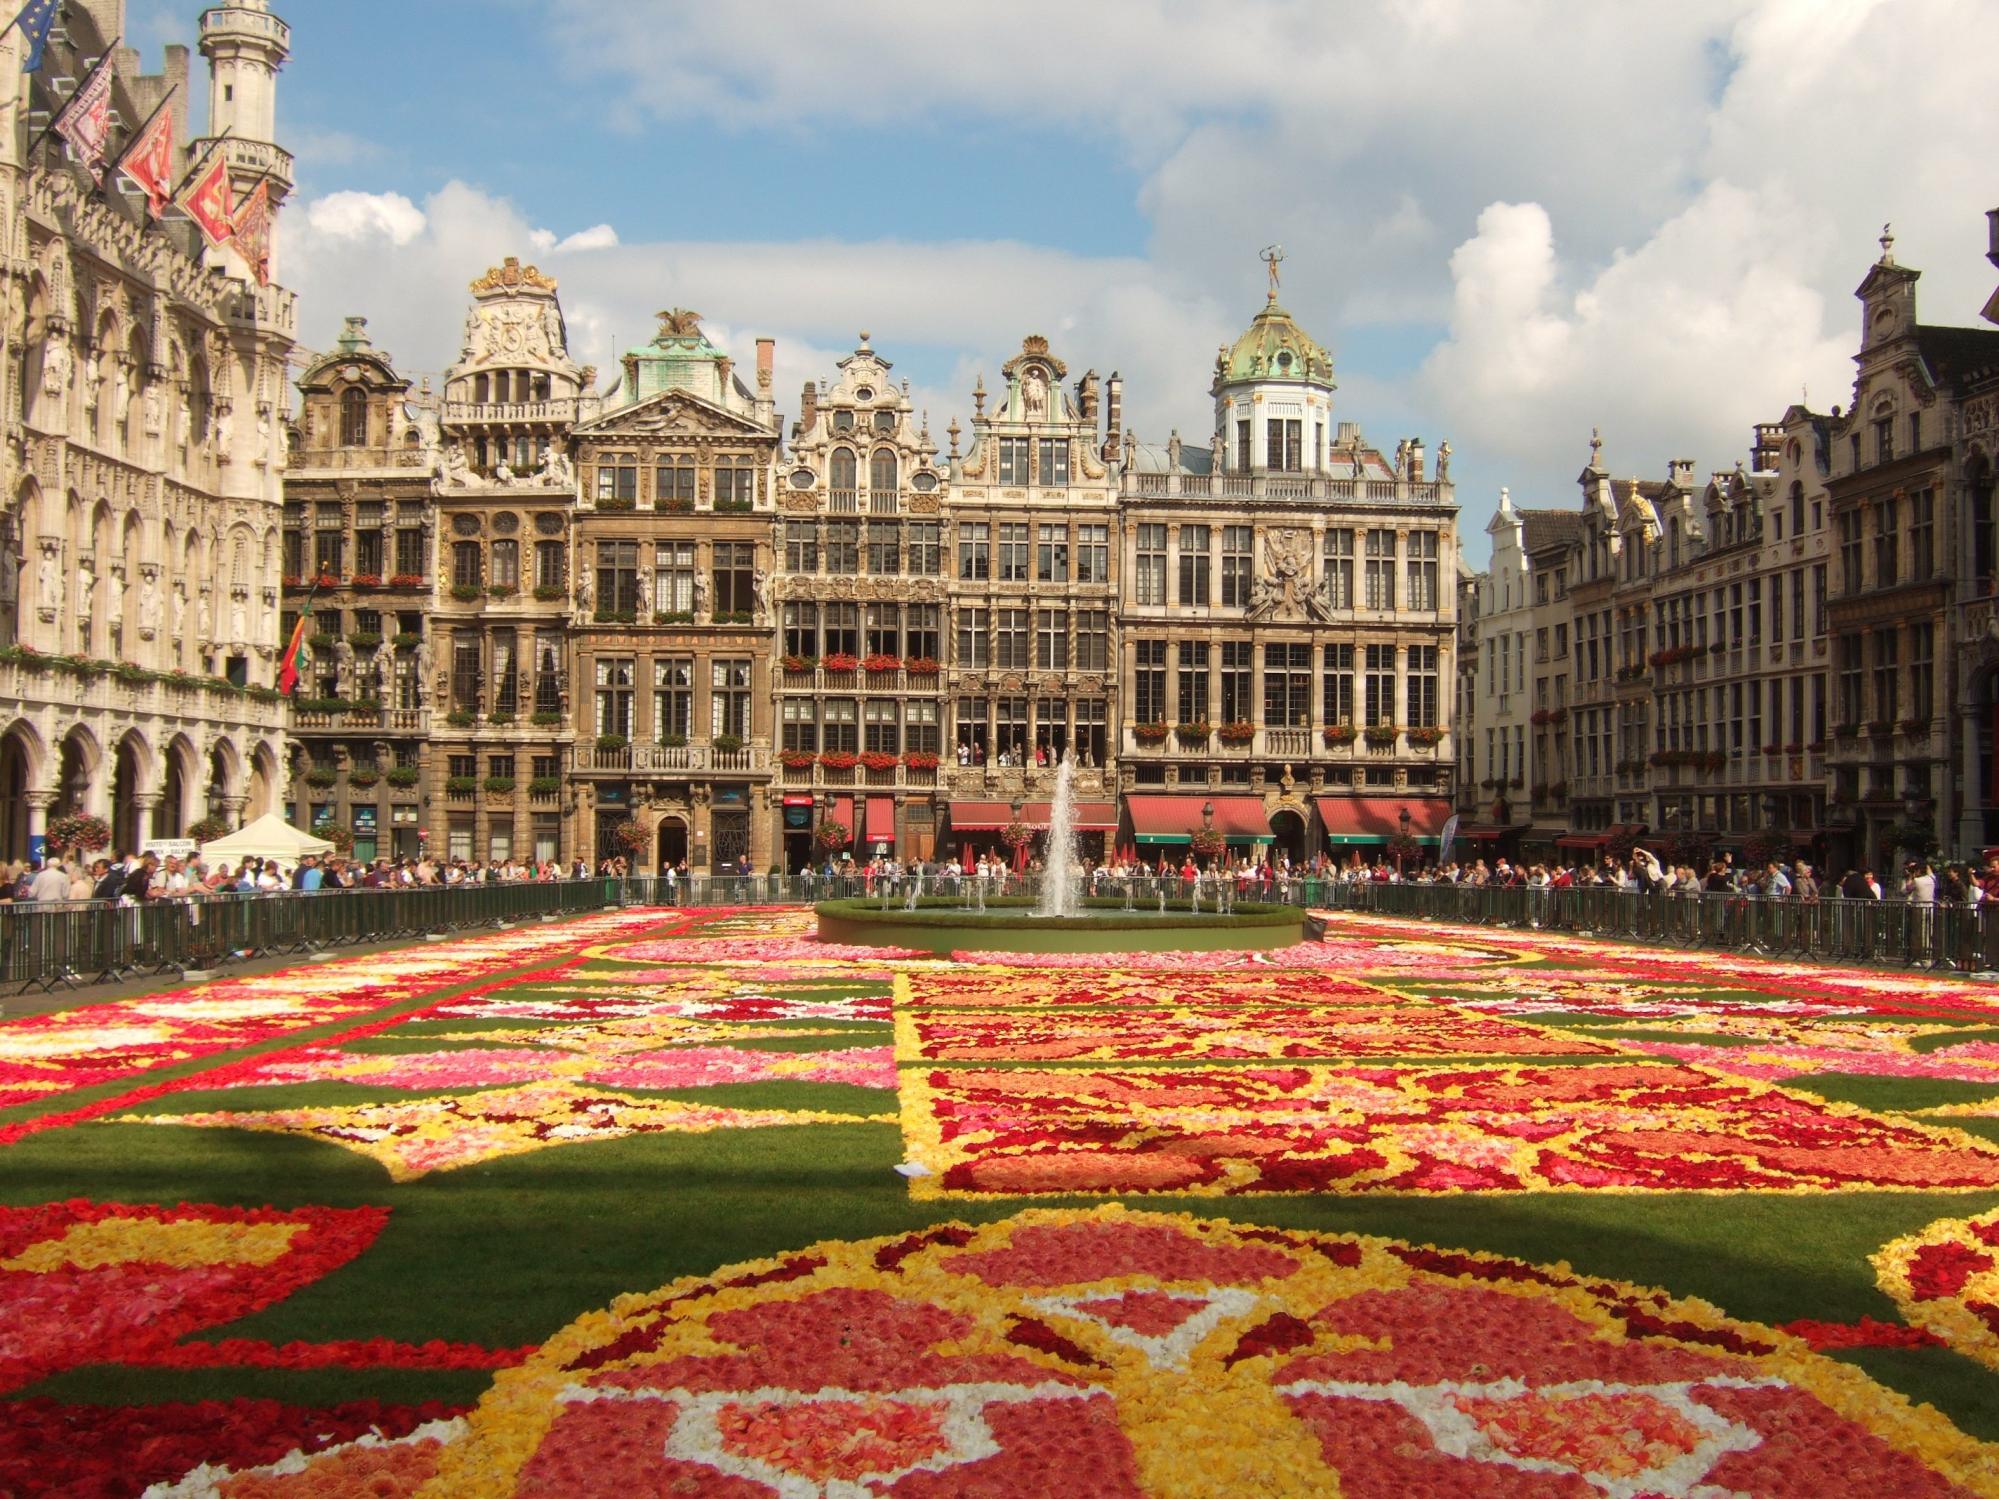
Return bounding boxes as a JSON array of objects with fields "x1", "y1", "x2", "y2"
[{"x1": 0, "y1": 849, "x2": 622, "y2": 905}]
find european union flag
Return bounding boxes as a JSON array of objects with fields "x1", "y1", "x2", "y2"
[{"x1": 9, "y1": 0, "x2": 58, "y2": 74}]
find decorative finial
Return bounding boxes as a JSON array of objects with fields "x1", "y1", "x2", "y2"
[
  {"x1": 858, "y1": 329, "x2": 871, "y2": 348},
  {"x1": 1879, "y1": 223, "x2": 1895, "y2": 264},
  {"x1": 947, "y1": 415, "x2": 961, "y2": 459},
  {"x1": 1260, "y1": 243, "x2": 1285, "y2": 301},
  {"x1": 1589, "y1": 426, "x2": 1603, "y2": 463},
  {"x1": 972, "y1": 373, "x2": 985, "y2": 419}
]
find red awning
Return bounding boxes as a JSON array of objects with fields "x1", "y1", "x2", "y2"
[
  {"x1": 1453, "y1": 825, "x2": 1506, "y2": 842},
  {"x1": 782, "y1": 794, "x2": 815, "y2": 807},
  {"x1": 832, "y1": 796, "x2": 855, "y2": 837},
  {"x1": 947, "y1": 799, "x2": 1117, "y2": 832},
  {"x1": 1315, "y1": 797, "x2": 1453, "y2": 844},
  {"x1": 866, "y1": 796, "x2": 896, "y2": 844},
  {"x1": 1557, "y1": 823, "x2": 1647, "y2": 852},
  {"x1": 1125, "y1": 794, "x2": 1271, "y2": 844}
]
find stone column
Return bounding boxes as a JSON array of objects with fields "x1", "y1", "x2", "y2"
[
  {"x1": 24, "y1": 789, "x2": 55, "y2": 853},
  {"x1": 1960, "y1": 695, "x2": 1986, "y2": 855}
]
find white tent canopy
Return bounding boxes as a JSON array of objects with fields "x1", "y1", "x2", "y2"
[{"x1": 197, "y1": 814, "x2": 335, "y2": 864}]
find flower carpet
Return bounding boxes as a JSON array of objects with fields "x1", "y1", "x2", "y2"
[{"x1": 8, "y1": 905, "x2": 1999, "y2": 1492}]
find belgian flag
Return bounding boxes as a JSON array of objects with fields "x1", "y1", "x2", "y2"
[{"x1": 276, "y1": 604, "x2": 311, "y2": 697}]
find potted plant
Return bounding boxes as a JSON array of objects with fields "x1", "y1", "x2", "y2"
[
  {"x1": 530, "y1": 710, "x2": 562, "y2": 727},
  {"x1": 389, "y1": 573, "x2": 425, "y2": 589},
  {"x1": 1001, "y1": 820, "x2": 1037, "y2": 853},
  {"x1": 486, "y1": 582, "x2": 517, "y2": 599},
  {"x1": 487, "y1": 710, "x2": 515, "y2": 726},
  {"x1": 393, "y1": 631, "x2": 422, "y2": 650},
  {"x1": 349, "y1": 573, "x2": 382, "y2": 588},
  {"x1": 528, "y1": 775, "x2": 562, "y2": 796},
  {"x1": 186, "y1": 815, "x2": 232, "y2": 844},
  {"x1": 1175, "y1": 720, "x2": 1212, "y2": 743},
  {"x1": 347, "y1": 769, "x2": 380, "y2": 789},
  {"x1": 533, "y1": 584, "x2": 566, "y2": 601},
  {"x1": 597, "y1": 495, "x2": 636, "y2": 513},
  {"x1": 304, "y1": 767, "x2": 339, "y2": 788},
  {"x1": 444, "y1": 774, "x2": 477, "y2": 794},
  {"x1": 1189, "y1": 824, "x2": 1226, "y2": 860},
  {"x1": 820, "y1": 750, "x2": 859, "y2": 771},
  {"x1": 1363, "y1": 724, "x2": 1398, "y2": 746},
  {"x1": 347, "y1": 631, "x2": 382, "y2": 652},
  {"x1": 385, "y1": 767, "x2": 421, "y2": 789},
  {"x1": 595, "y1": 732, "x2": 629, "y2": 753},
  {"x1": 659, "y1": 732, "x2": 689, "y2": 748},
  {"x1": 1406, "y1": 726, "x2": 1444, "y2": 747},
  {"x1": 611, "y1": 818, "x2": 650, "y2": 852},
  {"x1": 445, "y1": 709, "x2": 476, "y2": 728},
  {"x1": 311, "y1": 821, "x2": 355, "y2": 852}
]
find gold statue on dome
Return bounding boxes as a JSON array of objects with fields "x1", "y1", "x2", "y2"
[{"x1": 1260, "y1": 244, "x2": 1284, "y2": 300}]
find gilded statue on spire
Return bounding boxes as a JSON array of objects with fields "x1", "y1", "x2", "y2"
[{"x1": 1260, "y1": 244, "x2": 1284, "y2": 300}]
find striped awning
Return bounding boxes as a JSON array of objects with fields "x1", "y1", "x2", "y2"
[
  {"x1": 1315, "y1": 797, "x2": 1454, "y2": 846},
  {"x1": 947, "y1": 800, "x2": 1116, "y2": 832},
  {"x1": 1125, "y1": 795, "x2": 1270, "y2": 845}
]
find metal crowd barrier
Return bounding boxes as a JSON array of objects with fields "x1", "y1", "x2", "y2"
[
  {"x1": 1315, "y1": 882, "x2": 1999, "y2": 974},
  {"x1": 0, "y1": 879, "x2": 628, "y2": 994}
]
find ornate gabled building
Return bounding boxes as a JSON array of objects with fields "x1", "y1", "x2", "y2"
[
  {"x1": 772, "y1": 335, "x2": 948, "y2": 870},
  {"x1": 1116, "y1": 280, "x2": 1458, "y2": 865},
  {"x1": 0, "y1": 0, "x2": 294, "y2": 862},
  {"x1": 568, "y1": 310, "x2": 777, "y2": 872},
  {"x1": 279, "y1": 318, "x2": 437, "y2": 860},
  {"x1": 941, "y1": 335, "x2": 1122, "y2": 861},
  {"x1": 422, "y1": 256, "x2": 597, "y2": 865},
  {"x1": 1959, "y1": 213, "x2": 1999, "y2": 854}
]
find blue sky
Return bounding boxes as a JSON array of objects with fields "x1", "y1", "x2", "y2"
[{"x1": 137, "y1": 0, "x2": 1999, "y2": 565}]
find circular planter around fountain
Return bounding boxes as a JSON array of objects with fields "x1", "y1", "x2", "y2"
[{"x1": 814, "y1": 897, "x2": 1307, "y2": 955}]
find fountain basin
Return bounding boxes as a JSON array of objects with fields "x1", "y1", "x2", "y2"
[{"x1": 814, "y1": 897, "x2": 1307, "y2": 955}]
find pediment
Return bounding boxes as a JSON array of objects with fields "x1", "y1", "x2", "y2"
[{"x1": 577, "y1": 389, "x2": 772, "y2": 441}]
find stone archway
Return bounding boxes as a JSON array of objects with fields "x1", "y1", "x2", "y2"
[
  {"x1": 57, "y1": 726, "x2": 98, "y2": 817},
  {"x1": 112, "y1": 735, "x2": 150, "y2": 853},
  {"x1": 0, "y1": 722, "x2": 38, "y2": 862},
  {"x1": 656, "y1": 816, "x2": 688, "y2": 873},
  {"x1": 1269, "y1": 806, "x2": 1308, "y2": 865}
]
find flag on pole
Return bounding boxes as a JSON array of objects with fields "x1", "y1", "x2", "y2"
[
  {"x1": 50, "y1": 43, "x2": 116, "y2": 180},
  {"x1": 6, "y1": 0, "x2": 57, "y2": 73},
  {"x1": 113, "y1": 87, "x2": 174, "y2": 216},
  {"x1": 276, "y1": 604, "x2": 311, "y2": 697},
  {"x1": 230, "y1": 177, "x2": 272, "y2": 284},
  {"x1": 175, "y1": 141, "x2": 233, "y2": 246}
]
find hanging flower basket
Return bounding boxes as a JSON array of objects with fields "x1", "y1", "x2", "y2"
[
  {"x1": 311, "y1": 820, "x2": 355, "y2": 852},
  {"x1": 186, "y1": 816, "x2": 233, "y2": 844},
  {"x1": 47, "y1": 813, "x2": 111, "y2": 853},
  {"x1": 1000, "y1": 820, "x2": 1036, "y2": 851},
  {"x1": 610, "y1": 819, "x2": 650, "y2": 853},
  {"x1": 814, "y1": 819, "x2": 851, "y2": 851},
  {"x1": 1189, "y1": 825, "x2": 1226, "y2": 858}
]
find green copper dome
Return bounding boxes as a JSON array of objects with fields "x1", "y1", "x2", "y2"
[{"x1": 1218, "y1": 297, "x2": 1333, "y2": 387}]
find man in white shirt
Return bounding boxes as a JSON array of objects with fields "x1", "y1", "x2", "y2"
[{"x1": 28, "y1": 859, "x2": 71, "y2": 901}]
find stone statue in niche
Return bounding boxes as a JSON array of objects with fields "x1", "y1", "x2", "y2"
[
  {"x1": 80, "y1": 347, "x2": 98, "y2": 399},
  {"x1": 108, "y1": 567, "x2": 125, "y2": 626},
  {"x1": 171, "y1": 582, "x2": 187, "y2": 639},
  {"x1": 42, "y1": 340, "x2": 70, "y2": 396},
  {"x1": 142, "y1": 382, "x2": 163, "y2": 435},
  {"x1": 230, "y1": 590, "x2": 248, "y2": 644},
  {"x1": 752, "y1": 565, "x2": 769, "y2": 620},
  {"x1": 75, "y1": 561, "x2": 94, "y2": 620},
  {"x1": 333, "y1": 637, "x2": 354, "y2": 697},
  {"x1": 1021, "y1": 369, "x2": 1046, "y2": 419},
  {"x1": 572, "y1": 570, "x2": 593, "y2": 612},
  {"x1": 197, "y1": 588, "x2": 212, "y2": 642},
  {"x1": 113, "y1": 361, "x2": 131, "y2": 427},
  {"x1": 136, "y1": 570, "x2": 162, "y2": 632},
  {"x1": 635, "y1": 569, "x2": 651, "y2": 614},
  {"x1": 441, "y1": 443, "x2": 472, "y2": 486},
  {"x1": 39, "y1": 543, "x2": 63, "y2": 612},
  {"x1": 214, "y1": 405, "x2": 232, "y2": 461},
  {"x1": 692, "y1": 570, "x2": 710, "y2": 618}
]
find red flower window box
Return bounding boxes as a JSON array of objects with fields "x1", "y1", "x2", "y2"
[
  {"x1": 862, "y1": 653, "x2": 902, "y2": 675},
  {"x1": 904, "y1": 656, "x2": 940, "y2": 675},
  {"x1": 903, "y1": 751, "x2": 939, "y2": 770},
  {"x1": 822, "y1": 653, "x2": 860, "y2": 673},
  {"x1": 859, "y1": 750, "x2": 900, "y2": 772},
  {"x1": 820, "y1": 751, "x2": 859, "y2": 771}
]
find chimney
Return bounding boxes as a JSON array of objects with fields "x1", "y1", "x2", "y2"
[
  {"x1": 1077, "y1": 369, "x2": 1098, "y2": 425},
  {"x1": 755, "y1": 337, "x2": 775, "y2": 391},
  {"x1": 1408, "y1": 439, "x2": 1425, "y2": 482},
  {"x1": 798, "y1": 380, "x2": 818, "y2": 437},
  {"x1": 1671, "y1": 458, "x2": 1695, "y2": 486},
  {"x1": 1103, "y1": 371, "x2": 1122, "y2": 461},
  {"x1": 1987, "y1": 208, "x2": 1999, "y2": 270}
]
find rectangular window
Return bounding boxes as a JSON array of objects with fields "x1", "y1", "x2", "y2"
[
  {"x1": 491, "y1": 539, "x2": 519, "y2": 589},
  {"x1": 1266, "y1": 418, "x2": 1302, "y2": 471},
  {"x1": 1872, "y1": 628, "x2": 1899, "y2": 724},
  {"x1": 822, "y1": 697, "x2": 858, "y2": 753},
  {"x1": 1134, "y1": 639, "x2": 1167, "y2": 724},
  {"x1": 395, "y1": 528, "x2": 425, "y2": 578},
  {"x1": 783, "y1": 601, "x2": 819, "y2": 660},
  {"x1": 1178, "y1": 523, "x2": 1211, "y2": 606},
  {"x1": 1911, "y1": 621, "x2": 1934, "y2": 722},
  {"x1": 1364, "y1": 530, "x2": 1396, "y2": 610},
  {"x1": 995, "y1": 607, "x2": 1029, "y2": 669},
  {"x1": 1322, "y1": 529, "x2": 1354, "y2": 609},
  {"x1": 825, "y1": 521, "x2": 859, "y2": 575},
  {"x1": 1177, "y1": 641, "x2": 1210, "y2": 724},
  {"x1": 712, "y1": 454, "x2": 755, "y2": 507},
  {"x1": 1035, "y1": 608, "x2": 1069, "y2": 671},
  {"x1": 653, "y1": 454, "x2": 695, "y2": 507},
  {"x1": 998, "y1": 523, "x2": 1031, "y2": 582},
  {"x1": 906, "y1": 604, "x2": 940, "y2": 662},
  {"x1": 596, "y1": 452, "x2": 637, "y2": 502},
  {"x1": 781, "y1": 697, "x2": 818, "y2": 753},
  {"x1": 1262, "y1": 642, "x2": 1310, "y2": 728},
  {"x1": 1322, "y1": 643, "x2": 1354, "y2": 725},
  {"x1": 712, "y1": 541, "x2": 755, "y2": 615},
  {"x1": 354, "y1": 528, "x2": 384, "y2": 577},
  {"x1": 866, "y1": 520, "x2": 900, "y2": 574},
  {"x1": 1771, "y1": 574, "x2": 1785, "y2": 645},
  {"x1": 1407, "y1": 644, "x2": 1439, "y2": 728},
  {"x1": 1075, "y1": 609, "x2": 1109, "y2": 672},
  {"x1": 1814, "y1": 564, "x2": 1827, "y2": 633},
  {"x1": 654, "y1": 541, "x2": 695, "y2": 613},
  {"x1": 908, "y1": 521, "x2": 941, "y2": 575},
  {"x1": 865, "y1": 602, "x2": 900, "y2": 659},
  {"x1": 1220, "y1": 640, "x2": 1254, "y2": 724},
  {"x1": 1874, "y1": 498, "x2": 1898, "y2": 588},
  {"x1": 1837, "y1": 511, "x2": 1863, "y2": 594},
  {"x1": 656, "y1": 658, "x2": 693, "y2": 739},
  {"x1": 957, "y1": 521, "x2": 989, "y2": 581},
  {"x1": 596, "y1": 539, "x2": 638, "y2": 614},
  {"x1": 1036, "y1": 438, "x2": 1069, "y2": 486},
  {"x1": 710, "y1": 658, "x2": 751, "y2": 738},
  {"x1": 532, "y1": 633, "x2": 563, "y2": 713},
  {"x1": 864, "y1": 699, "x2": 900, "y2": 754},
  {"x1": 1364, "y1": 643, "x2": 1396, "y2": 725},
  {"x1": 1221, "y1": 525, "x2": 1254, "y2": 607},
  {"x1": 1912, "y1": 488, "x2": 1935, "y2": 579},
  {"x1": 1405, "y1": 531, "x2": 1438, "y2": 612},
  {"x1": 535, "y1": 540, "x2": 565, "y2": 591},
  {"x1": 1135, "y1": 523, "x2": 1167, "y2": 605},
  {"x1": 1838, "y1": 637, "x2": 1863, "y2": 728},
  {"x1": 595, "y1": 656, "x2": 633, "y2": 736},
  {"x1": 997, "y1": 437, "x2": 1031, "y2": 485},
  {"x1": 451, "y1": 540, "x2": 481, "y2": 588},
  {"x1": 956, "y1": 607, "x2": 989, "y2": 668},
  {"x1": 822, "y1": 601, "x2": 858, "y2": 658},
  {"x1": 785, "y1": 520, "x2": 819, "y2": 572},
  {"x1": 905, "y1": 700, "x2": 940, "y2": 756},
  {"x1": 491, "y1": 628, "x2": 518, "y2": 713},
  {"x1": 1037, "y1": 524, "x2": 1069, "y2": 582},
  {"x1": 1236, "y1": 418, "x2": 1251, "y2": 473},
  {"x1": 1076, "y1": 524, "x2": 1109, "y2": 584},
  {"x1": 449, "y1": 633, "x2": 481, "y2": 713}
]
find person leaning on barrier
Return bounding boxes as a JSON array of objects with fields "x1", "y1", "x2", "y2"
[
  {"x1": 1792, "y1": 862, "x2": 1819, "y2": 901},
  {"x1": 28, "y1": 858, "x2": 71, "y2": 902}
]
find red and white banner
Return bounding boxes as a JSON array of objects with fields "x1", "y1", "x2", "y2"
[
  {"x1": 176, "y1": 147, "x2": 233, "y2": 247},
  {"x1": 116, "y1": 93, "x2": 175, "y2": 217},
  {"x1": 51, "y1": 54, "x2": 114, "y2": 180},
  {"x1": 230, "y1": 179, "x2": 272, "y2": 285}
]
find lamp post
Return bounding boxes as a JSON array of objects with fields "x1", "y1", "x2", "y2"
[{"x1": 1397, "y1": 805, "x2": 1412, "y2": 877}]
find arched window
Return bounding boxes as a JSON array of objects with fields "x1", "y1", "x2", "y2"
[
  {"x1": 473, "y1": 373, "x2": 489, "y2": 403},
  {"x1": 869, "y1": 448, "x2": 897, "y2": 495},
  {"x1": 340, "y1": 387, "x2": 367, "y2": 447},
  {"x1": 829, "y1": 447, "x2": 857, "y2": 494}
]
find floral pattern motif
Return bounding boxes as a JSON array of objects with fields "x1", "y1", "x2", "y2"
[
  {"x1": 413, "y1": 1208, "x2": 1999, "y2": 1497},
  {"x1": 1874, "y1": 1208, "x2": 1999, "y2": 1372}
]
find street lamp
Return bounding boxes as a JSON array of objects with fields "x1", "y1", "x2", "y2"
[{"x1": 1397, "y1": 805, "x2": 1412, "y2": 877}]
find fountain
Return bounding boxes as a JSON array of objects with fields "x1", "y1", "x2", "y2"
[
  {"x1": 814, "y1": 748, "x2": 1303, "y2": 953},
  {"x1": 1034, "y1": 752, "x2": 1082, "y2": 919}
]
